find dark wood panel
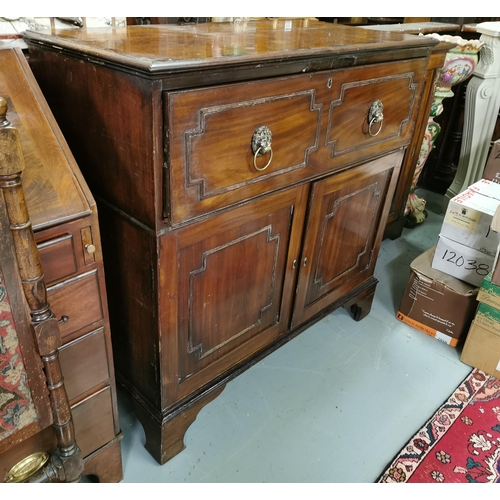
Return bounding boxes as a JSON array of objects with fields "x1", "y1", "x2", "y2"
[
  {"x1": 25, "y1": 49, "x2": 160, "y2": 230},
  {"x1": 97, "y1": 203, "x2": 161, "y2": 409}
]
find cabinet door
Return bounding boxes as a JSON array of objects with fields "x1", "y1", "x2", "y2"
[
  {"x1": 160, "y1": 185, "x2": 308, "y2": 404},
  {"x1": 292, "y1": 151, "x2": 403, "y2": 327}
]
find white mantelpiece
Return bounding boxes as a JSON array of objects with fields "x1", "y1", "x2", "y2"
[{"x1": 444, "y1": 21, "x2": 500, "y2": 211}]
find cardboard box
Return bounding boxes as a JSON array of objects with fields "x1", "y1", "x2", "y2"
[
  {"x1": 397, "y1": 247, "x2": 479, "y2": 347},
  {"x1": 460, "y1": 320, "x2": 500, "y2": 380},
  {"x1": 490, "y1": 205, "x2": 500, "y2": 286},
  {"x1": 474, "y1": 301, "x2": 500, "y2": 336},
  {"x1": 431, "y1": 235, "x2": 493, "y2": 287},
  {"x1": 476, "y1": 272, "x2": 500, "y2": 309},
  {"x1": 439, "y1": 179, "x2": 500, "y2": 257},
  {"x1": 482, "y1": 139, "x2": 500, "y2": 184}
]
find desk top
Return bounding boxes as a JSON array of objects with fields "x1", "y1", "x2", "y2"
[
  {"x1": 23, "y1": 19, "x2": 440, "y2": 75},
  {"x1": 0, "y1": 48, "x2": 91, "y2": 230}
]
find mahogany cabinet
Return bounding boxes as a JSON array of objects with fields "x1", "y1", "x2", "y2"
[
  {"x1": 23, "y1": 20, "x2": 448, "y2": 465},
  {"x1": 0, "y1": 48, "x2": 123, "y2": 482}
]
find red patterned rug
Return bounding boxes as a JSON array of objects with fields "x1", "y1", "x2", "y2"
[{"x1": 378, "y1": 368, "x2": 500, "y2": 483}]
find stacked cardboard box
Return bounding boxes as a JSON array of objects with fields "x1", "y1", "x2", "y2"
[
  {"x1": 431, "y1": 179, "x2": 500, "y2": 287},
  {"x1": 397, "y1": 247, "x2": 478, "y2": 347},
  {"x1": 482, "y1": 139, "x2": 500, "y2": 184},
  {"x1": 488, "y1": 204, "x2": 500, "y2": 287},
  {"x1": 397, "y1": 146, "x2": 500, "y2": 347},
  {"x1": 461, "y1": 273, "x2": 500, "y2": 379}
]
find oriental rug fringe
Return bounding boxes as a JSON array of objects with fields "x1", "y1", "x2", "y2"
[{"x1": 378, "y1": 368, "x2": 500, "y2": 483}]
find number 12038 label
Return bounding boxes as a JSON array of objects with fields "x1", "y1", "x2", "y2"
[{"x1": 440, "y1": 249, "x2": 490, "y2": 277}]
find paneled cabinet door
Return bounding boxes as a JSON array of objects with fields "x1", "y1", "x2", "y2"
[
  {"x1": 161, "y1": 184, "x2": 309, "y2": 404},
  {"x1": 292, "y1": 151, "x2": 403, "y2": 327}
]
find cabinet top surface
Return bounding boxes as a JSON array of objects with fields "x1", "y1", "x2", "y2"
[
  {"x1": 23, "y1": 19, "x2": 438, "y2": 73},
  {"x1": 0, "y1": 48, "x2": 91, "y2": 230}
]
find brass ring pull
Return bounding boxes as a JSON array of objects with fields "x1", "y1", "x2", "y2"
[
  {"x1": 251, "y1": 125, "x2": 273, "y2": 172},
  {"x1": 368, "y1": 100, "x2": 384, "y2": 137},
  {"x1": 253, "y1": 145, "x2": 273, "y2": 171},
  {"x1": 368, "y1": 116, "x2": 383, "y2": 137},
  {"x1": 7, "y1": 452, "x2": 50, "y2": 482}
]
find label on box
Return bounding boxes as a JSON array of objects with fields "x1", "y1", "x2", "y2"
[
  {"x1": 396, "y1": 311, "x2": 458, "y2": 347},
  {"x1": 396, "y1": 311, "x2": 436, "y2": 337},
  {"x1": 440, "y1": 180, "x2": 500, "y2": 257},
  {"x1": 477, "y1": 272, "x2": 500, "y2": 309},
  {"x1": 432, "y1": 236, "x2": 492, "y2": 287},
  {"x1": 497, "y1": 359, "x2": 500, "y2": 371},
  {"x1": 444, "y1": 205, "x2": 481, "y2": 233},
  {"x1": 434, "y1": 331, "x2": 453, "y2": 345},
  {"x1": 474, "y1": 302, "x2": 500, "y2": 335}
]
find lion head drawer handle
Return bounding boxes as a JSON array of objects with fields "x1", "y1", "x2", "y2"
[
  {"x1": 368, "y1": 100, "x2": 384, "y2": 137},
  {"x1": 251, "y1": 125, "x2": 273, "y2": 171}
]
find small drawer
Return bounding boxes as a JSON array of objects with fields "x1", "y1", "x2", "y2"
[
  {"x1": 59, "y1": 328, "x2": 110, "y2": 402},
  {"x1": 72, "y1": 387, "x2": 116, "y2": 459},
  {"x1": 325, "y1": 62, "x2": 421, "y2": 157},
  {"x1": 47, "y1": 269, "x2": 103, "y2": 341},
  {"x1": 38, "y1": 233, "x2": 78, "y2": 284},
  {"x1": 166, "y1": 58, "x2": 427, "y2": 223}
]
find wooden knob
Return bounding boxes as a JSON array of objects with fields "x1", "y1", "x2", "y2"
[{"x1": 85, "y1": 244, "x2": 96, "y2": 254}]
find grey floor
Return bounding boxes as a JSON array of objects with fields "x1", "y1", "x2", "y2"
[{"x1": 115, "y1": 188, "x2": 472, "y2": 483}]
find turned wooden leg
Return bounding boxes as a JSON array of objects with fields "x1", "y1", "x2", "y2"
[
  {"x1": 82, "y1": 437, "x2": 124, "y2": 483},
  {"x1": 134, "y1": 385, "x2": 226, "y2": 465},
  {"x1": 342, "y1": 282, "x2": 377, "y2": 322}
]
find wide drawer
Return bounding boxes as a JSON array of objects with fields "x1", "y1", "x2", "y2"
[{"x1": 166, "y1": 58, "x2": 428, "y2": 223}]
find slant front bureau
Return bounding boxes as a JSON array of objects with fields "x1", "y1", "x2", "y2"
[
  {"x1": 24, "y1": 20, "x2": 448, "y2": 465},
  {"x1": 0, "y1": 48, "x2": 123, "y2": 481}
]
